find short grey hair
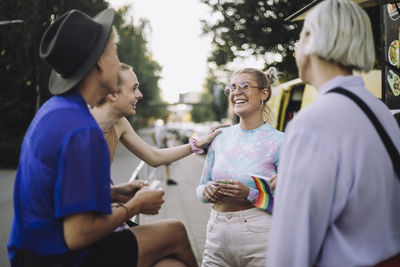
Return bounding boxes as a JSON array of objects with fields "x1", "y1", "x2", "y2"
[{"x1": 302, "y1": 0, "x2": 375, "y2": 72}]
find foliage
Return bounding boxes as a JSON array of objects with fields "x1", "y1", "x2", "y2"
[
  {"x1": 0, "y1": 0, "x2": 109, "y2": 168},
  {"x1": 201, "y1": 0, "x2": 306, "y2": 81},
  {"x1": 201, "y1": 1, "x2": 381, "y2": 80},
  {"x1": 114, "y1": 6, "x2": 167, "y2": 128},
  {"x1": 191, "y1": 70, "x2": 229, "y2": 123},
  {"x1": 0, "y1": 0, "x2": 163, "y2": 168},
  {"x1": 191, "y1": 102, "x2": 216, "y2": 123}
]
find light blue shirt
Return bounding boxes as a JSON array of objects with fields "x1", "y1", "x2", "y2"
[
  {"x1": 268, "y1": 76, "x2": 400, "y2": 267},
  {"x1": 196, "y1": 123, "x2": 284, "y2": 204}
]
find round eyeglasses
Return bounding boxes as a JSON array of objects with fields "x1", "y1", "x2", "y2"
[{"x1": 224, "y1": 81, "x2": 262, "y2": 96}]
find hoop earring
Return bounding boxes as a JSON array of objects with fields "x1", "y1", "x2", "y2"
[{"x1": 260, "y1": 99, "x2": 265, "y2": 109}]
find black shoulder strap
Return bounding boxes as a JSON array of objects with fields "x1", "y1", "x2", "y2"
[{"x1": 328, "y1": 87, "x2": 400, "y2": 180}]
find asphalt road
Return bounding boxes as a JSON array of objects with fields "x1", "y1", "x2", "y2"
[{"x1": 0, "y1": 169, "x2": 15, "y2": 267}]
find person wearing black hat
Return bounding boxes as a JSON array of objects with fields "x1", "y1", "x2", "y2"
[{"x1": 7, "y1": 8, "x2": 197, "y2": 267}]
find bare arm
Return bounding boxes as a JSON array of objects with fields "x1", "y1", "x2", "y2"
[
  {"x1": 63, "y1": 205, "x2": 131, "y2": 250},
  {"x1": 117, "y1": 117, "x2": 228, "y2": 167},
  {"x1": 117, "y1": 117, "x2": 191, "y2": 167},
  {"x1": 63, "y1": 187, "x2": 164, "y2": 250}
]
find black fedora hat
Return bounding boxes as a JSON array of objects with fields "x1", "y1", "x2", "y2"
[{"x1": 40, "y1": 8, "x2": 115, "y2": 95}]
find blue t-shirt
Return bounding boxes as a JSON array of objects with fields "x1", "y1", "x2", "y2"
[
  {"x1": 7, "y1": 91, "x2": 111, "y2": 266},
  {"x1": 197, "y1": 123, "x2": 284, "y2": 203}
]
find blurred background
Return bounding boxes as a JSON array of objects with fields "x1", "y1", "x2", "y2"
[{"x1": 0, "y1": 0, "x2": 382, "y2": 169}]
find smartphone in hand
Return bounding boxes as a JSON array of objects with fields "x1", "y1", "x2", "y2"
[
  {"x1": 149, "y1": 180, "x2": 161, "y2": 190},
  {"x1": 215, "y1": 179, "x2": 232, "y2": 184}
]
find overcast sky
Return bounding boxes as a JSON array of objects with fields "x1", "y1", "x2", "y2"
[{"x1": 108, "y1": 0, "x2": 212, "y2": 103}]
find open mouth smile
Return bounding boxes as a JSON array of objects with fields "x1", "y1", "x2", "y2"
[{"x1": 233, "y1": 99, "x2": 247, "y2": 104}]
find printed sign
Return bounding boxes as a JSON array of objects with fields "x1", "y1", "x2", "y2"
[{"x1": 383, "y1": 2, "x2": 400, "y2": 109}]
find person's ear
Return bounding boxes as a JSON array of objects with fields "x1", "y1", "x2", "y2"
[
  {"x1": 261, "y1": 88, "x2": 269, "y2": 102},
  {"x1": 107, "y1": 93, "x2": 117, "y2": 102},
  {"x1": 96, "y1": 54, "x2": 106, "y2": 73},
  {"x1": 302, "y1": 30, "x2": 311, "y2": 44}
]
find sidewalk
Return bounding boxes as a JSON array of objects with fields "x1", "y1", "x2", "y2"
[
  {"x1": 0, "y1": 169, "x2": 16, "y2": 267},
  {"x1": 140, "y1": 154, "x2": 211, "y2": 265}
]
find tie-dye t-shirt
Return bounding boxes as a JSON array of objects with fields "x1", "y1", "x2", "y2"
[{"x1": 196, "y1": 123, "x2": 284, "y2": 203}]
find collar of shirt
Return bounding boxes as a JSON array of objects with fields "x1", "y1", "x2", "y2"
[
  {"x1": 317, "y1": 75, "x2": 365, "y2": 97},
  {"x1": 62, "y1": 90, "x2": 91, "y2": 114}
]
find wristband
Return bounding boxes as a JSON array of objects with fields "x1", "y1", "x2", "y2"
[
  {"x1": 112, "y1": 202, "x2": 130, "y2": 217},
  {"x1": 246, "y1": 187, "x2": 258, "y2": 203},
  {"x1": 189, "y1": 137, "x2": 204, "y2": 154}
]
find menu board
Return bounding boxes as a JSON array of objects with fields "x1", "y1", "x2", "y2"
[{"x1": 383, "y1": 2, "x2": 400, "y2": 109}]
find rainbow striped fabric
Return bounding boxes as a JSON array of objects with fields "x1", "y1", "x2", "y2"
[{"x1": 251, "y1": 175, "x2": 274, "y2": 213}]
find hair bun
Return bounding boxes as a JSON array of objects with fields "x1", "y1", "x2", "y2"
[{"x1": 264, "y1": 67, "x2": 279, "y2": 85}]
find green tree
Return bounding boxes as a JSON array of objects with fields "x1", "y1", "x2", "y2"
[
  {"x1": 201, "y1": 0, "x2": 306, "y2": 80},
  {"x1": 205, "y1": 71, "x2": 228, "y2": 121},
  {"x1": 191, "y1": 70, "x2": 229, "y2": 123},
  {"x1": 191, "y1": 102, "x2": 216, "y2": 123},
  {"x1": 0, "y1": 1, "x2": 164, "y2": 167},
  {"x1": 114, "y1": 6, "x2": 167, "y2": 128},
  {"x1": 201, "y1": 1, "x2": 381, "y2": 80},
  {"x1": 0, "y1": 0, "x2": 110, "y2": 168}
]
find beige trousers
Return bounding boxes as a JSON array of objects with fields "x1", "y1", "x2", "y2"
[{"x1": 201, "y1": 207, "x2": 272, "y2": 267}]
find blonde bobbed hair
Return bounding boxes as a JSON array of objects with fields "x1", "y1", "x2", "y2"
[{"x1": 303, "y1": 0, "x2": 375, "y2": 72}]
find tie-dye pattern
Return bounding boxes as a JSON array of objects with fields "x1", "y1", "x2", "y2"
[{"x1": 199, "y1": 123, "x2": 284, "y2": 191}]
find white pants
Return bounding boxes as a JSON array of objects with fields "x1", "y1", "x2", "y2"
[{"x1": 201, "y1": 207, "x2": 272, "y2": 267}]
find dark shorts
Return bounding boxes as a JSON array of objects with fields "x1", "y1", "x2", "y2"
[
  {"x1": 80, "y1": 229, "x2": 138, "y2": 267},
  {"x1": 15, "y1": 230, "x2": 138, "y2": 267},
  {"x1": 125, "y1": 219, "x2": 138, "y2": 227}
]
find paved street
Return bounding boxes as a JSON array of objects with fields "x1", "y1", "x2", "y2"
[
  {"x1": 111, "y1": 130, "x2": 210, "y2": 266},
  {"x1": 0, "y1": 169, "x2": 15, "y2": 267},
  {"x1": 0, "y1": 129, "x2": 210, "y2": 266}
]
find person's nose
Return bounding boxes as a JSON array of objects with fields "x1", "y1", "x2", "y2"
[
  {"x1": 232, "y1": 86, "x2": 243, "y2": 95},
  {"x1": 137, "y1": 89, "x2": 143, "y2": 99}
]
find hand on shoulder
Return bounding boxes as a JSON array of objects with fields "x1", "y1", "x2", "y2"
[{"x1": 195, "y1": 123, "x2": 231, "y2": 148}]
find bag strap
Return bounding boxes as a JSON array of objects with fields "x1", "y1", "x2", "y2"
[{"x1": 327, "y1": 87, "x2": 400, "y2": 180}]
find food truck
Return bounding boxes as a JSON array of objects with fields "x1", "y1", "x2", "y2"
[
  {"x1": 269, "y1": 71, "x2": 382, "y2": 131},
  {"x1": 269, "y1": 0, "x2": 400, "y2": 131}
]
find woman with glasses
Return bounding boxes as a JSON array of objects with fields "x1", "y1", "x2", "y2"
[{"x1": 196, "y1": 67, "x2": 284, "y2": 267}]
